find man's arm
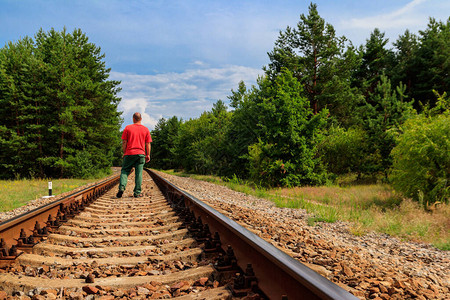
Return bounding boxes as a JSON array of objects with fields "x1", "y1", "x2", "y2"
[
  {"x1": 122, "y1": 140, "x2": 127, "y2": 156},
  {"x1": 145, "y1": 142, "x2": 151, "y2": 163}
]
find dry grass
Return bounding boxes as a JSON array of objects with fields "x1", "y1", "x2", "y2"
[
  {"x1": 368, "y1": 198, "x2": 450, "y2": 249},
  {"x1": 0, "y1": 178, "x2": 99, "y2": 212},
  {"x1": 271, "y1": 185, "x2": 449, "y2": 250},
  {"x1": 159, "y1": 170, "x2": 450, "y2": 250}
]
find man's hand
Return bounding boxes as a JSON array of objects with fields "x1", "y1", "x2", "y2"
[{"x1": 145, "y1": 155, "x2": 150, "y2": 163}]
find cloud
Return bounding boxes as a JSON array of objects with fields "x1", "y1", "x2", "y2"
[
  {"x1": 111, "y1": 64, "x2": 263, "y2": 130},
  {"x1": 341, "y1": 0, "x2": 431, "y2": 30}
]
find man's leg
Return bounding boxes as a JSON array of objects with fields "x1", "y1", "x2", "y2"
[
  {"x1": 117, "y1": 155, "x2": 136, "y2": 197},
  {"x1": 133, "y1": 155, "x2": 145, "y2": 197}
]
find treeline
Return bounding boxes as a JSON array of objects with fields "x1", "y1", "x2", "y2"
[
  {"x1": 151, "y1": 4, "x2": 449, "y2": 206},
  {"x1": 0, "y1": 28, "x2": 122, "y2": 179}
]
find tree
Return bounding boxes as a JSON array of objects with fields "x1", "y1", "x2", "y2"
[
  {"x1": 391, "y1": 30, "x2": 418, "y2": 98},
  {"x1": 223, "y1": 81, "x2": 260, "y2": 178},
  {"x1": 246, "y1": 69, "x2": 328, "y2": 186},
  {"x1": 169, "y1": 100, "x2": 232, "y2": 175},
  {"x1": 0, "y1": 37, "x2": 48, "y2": 178},
  {"x1": 357, "y1": 75, "x2": 415, "y2": 176},
  {"x1": 411, "y1": 17, "x2": 450, "y2": 108},
  {"x1": 318, "y1": 126, "x2": 368, "y2": 176},
  {"x1": 353, "y1": 28, "x2": 395, "y2": 97},
  {"x1": 266, "y1": 3, "x2": 360, "y2": 124},
  {"x1": 151, "y1": 116, "x2": 182, "y2": 169},
  {"x1": 0, "y1": 28, "x2": 122, "y2": 179},
  {"x1": 390, "y1": 98, "x2": 449, "y2": 207}
]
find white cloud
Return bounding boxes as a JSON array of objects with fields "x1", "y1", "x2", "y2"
[
  {"x1": 111, "y1": 64, "x2": 263, "y2": 130},
  {"x1": 119, "y1": 97, "x2": 160, "y2": 129},
  {"x1": 341, "y1": 0, "x2": 431, "y2": 30}
]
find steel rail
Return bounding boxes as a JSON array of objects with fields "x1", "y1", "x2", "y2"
[
  {"x1": 0, "y1": 174, "x2": 120, "y2": 255},
  {"x1": 148, "y1": 169, "x2": 359, "y2": 300}
]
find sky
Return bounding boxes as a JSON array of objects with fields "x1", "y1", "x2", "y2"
[{"x1": 1, "y1": 0, "x2": 449, "y2": 130}]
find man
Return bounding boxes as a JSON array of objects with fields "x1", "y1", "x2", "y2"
[{"x1": 117, "y1": 112, "x2": 152, "y2": 198}]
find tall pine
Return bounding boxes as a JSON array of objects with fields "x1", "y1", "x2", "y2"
[{"x1": 266, "y1": 3, "x2": 360, "y2": 125}]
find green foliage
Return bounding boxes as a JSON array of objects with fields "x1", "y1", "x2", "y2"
[
  {"x1": 353, "y1": 29, "x2": 395, "y2": 96},
  {"x1": 390, "y1": 109, "x2": 449, "y2": 206},
  {"x1": 148, "y1": 4, "x2": 448, "y2": 191},
  {"x1": 391, "y1": 30, "x2": 418, "y2": 99},
  {"x1": 410, "y1": 18, "x2": 450, "y2": 107},
  {"x1": 357, "y1": 75, "x2": 415, "y2": 176},
  {"x1": 173, "y1": 100, "x2": 232, "y2": 175},
  {"x1": 223, "y1": 82, "x2": 260, "y2": 178},
  {"x1": 151, "y1": 116, "x2": 182, "y2": 169},
  {"x1": 266, "y1": 3, "x2": 361, "y2": 124},
  {"x1": 318, "y1": 126, "x2": 368, "y2": 175},
  {"x1": 246, "y1": 69, "x2": 329, "y2": 186},
  {"x1": 0, "y1": 28, "x2": 122, "y2": 179}
]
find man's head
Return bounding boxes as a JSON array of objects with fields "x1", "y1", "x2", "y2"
[{"x1": 133, "y1": 112, "x2": 142, "y2": 123}]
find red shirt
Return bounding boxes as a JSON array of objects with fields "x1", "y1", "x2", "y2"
[{"x1": 122, "y1": 124, "x2": 152, "y2": 156}]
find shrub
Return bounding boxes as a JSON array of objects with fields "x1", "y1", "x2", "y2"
[
  {"x1": 389, "y1": 114, "x2": 449, "y2": 207},
  {"x1": 319, "y1": 126, "x2": 368, "y2": 175}
]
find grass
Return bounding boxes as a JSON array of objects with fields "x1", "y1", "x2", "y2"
[
  {"x1": 0, "y1": 178, "x2": 103, "y2": 212},
  {"x1": 161, "y1": 170, "x2": 449, "y2": 250}
]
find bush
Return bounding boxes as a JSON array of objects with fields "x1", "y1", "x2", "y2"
[
  {"x1": 319, "y1": 126, "x2": 368, "y2": 175},
  {"x1": 389, "y1": 114, "x2": 449, "y2": 207}
]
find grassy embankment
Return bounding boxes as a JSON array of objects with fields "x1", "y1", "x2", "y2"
[
  {"x1": 0, "y1": 178, "x2": 101, "y2": 212},
  {"x1": 162, "y1": 170, "x2": 449, "y2": 251}
]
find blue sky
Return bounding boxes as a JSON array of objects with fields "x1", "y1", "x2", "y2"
[{"x1": 1, "y1": 0, "x2": 448, "y2": 130}]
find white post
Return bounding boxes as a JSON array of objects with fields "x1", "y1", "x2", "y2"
[{"x1": 48, "y1": 181, "x2": 52, "y2": 197}]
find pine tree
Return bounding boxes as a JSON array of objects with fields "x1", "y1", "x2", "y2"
[
  {"x1": 357, "y1": 75, "x2": 415, "y2": 176},
  {"x1": 0, "y1": 28, "x2": 122, "y2": 179},
  {"x1": 266, "y1": 3, "x2": 360, "y2": 124},
  {"x1": 411, "y1": 17, "x2": 450, "y2": 107},
  {"x1": 353, "y1": 29, "x2": 395, "y2": 97}
]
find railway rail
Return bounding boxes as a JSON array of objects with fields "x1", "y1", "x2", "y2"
[{"x1": 0, "y1": 169, "x2": 358, "y2": 299}]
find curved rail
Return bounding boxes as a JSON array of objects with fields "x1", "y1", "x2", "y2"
[{"x1": 147, "y1": 169, "x2": 358, "y2": 300}]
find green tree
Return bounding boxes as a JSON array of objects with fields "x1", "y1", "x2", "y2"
[
  {"x1": 391, "y1": 30, "x2": 419, "y2": 98},
  {"x1": 246, "y1": 69, "x2": 328, "y2": 186},
  {"x1": 318, "y1": 126, "x2": 368, "y2": 176},
  {"x1": 34, "y1": 28, "x2": 122, "y2": 178},
  {"x1": 410, "y1": 17, "x2": 450, "y2": 108},
  {"x1": 0, "y1": 37, "x2": 47, "y2": 178},
  {"x1": 353, "y1": 28, "x2": 395, "y2": 97},
  {"x1": 357, "y1": 75, "x2": 415, "y2": 176},
  {"x1": 0, "y1": 28, "x2": 122, "y2": 179},
  {"x1": 390, "y1": 103, "x2": 449, "y2": 207},
  {"x1": 266, "y1": 3, "x2": 360, "y2": 124},
  {"x1": 173, "y1": 100, "x2": 231, "y2": 175},
  {"x1": 151, "y1": 116, "x2": 182, "y2": 169},
  {"x1": 223, "y1": 81, "x2": 260, "y2": 178}
]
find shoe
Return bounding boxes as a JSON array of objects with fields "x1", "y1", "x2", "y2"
[
  {"x1": 134, "y1": 193, "x2": 144, "y2": 198},
  {"x1": 116, "y1": 190, "x2": 123, "y2": 198}
]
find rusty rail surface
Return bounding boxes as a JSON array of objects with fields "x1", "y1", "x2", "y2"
[
  {"x1": 148, "y1": 169, "x2": 359, "y2": 300},
  {"x1": 0, "y1": 174, "x2": 120, "y2": 261}
]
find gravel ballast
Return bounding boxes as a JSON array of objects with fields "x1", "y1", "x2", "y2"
[
  {"x1": 1, "y1": 170, "x2": 448, "y2": 299},
  {"x1": 155, "y1": 171, "x2": 449, "y2": 300}
]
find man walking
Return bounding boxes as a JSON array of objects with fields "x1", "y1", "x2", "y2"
[{"x1": 117, "y1": 112, "x2": 152, "y2": 198}]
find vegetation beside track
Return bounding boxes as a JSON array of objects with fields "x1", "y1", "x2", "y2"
[
  {"x1": 0, "y1": 177, "x2": 106, "y2": 212},
  {"x1": 162, "y1": 170, "x2": 449, "y2": 251}
]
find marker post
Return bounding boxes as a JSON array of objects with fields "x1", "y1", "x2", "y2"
[
  {"x1": 43, "y1": 181, "x2": 54, "y2": 198},
  {"x1": 48, "y1": 181, "x2": 52, "y2": 197}
]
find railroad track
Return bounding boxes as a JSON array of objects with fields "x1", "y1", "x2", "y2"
[{"x1": 0, "y1": 169, "x2": 358, "y2": 299}]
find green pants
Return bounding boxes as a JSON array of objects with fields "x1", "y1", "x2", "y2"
[{"x1": 119, "y1": 155, "x2": 145, "y2": 196}]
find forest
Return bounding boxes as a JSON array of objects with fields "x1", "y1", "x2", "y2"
[
  {"x1": 150, "y1": 4, "x2": 449, "y2": 207},
  {"x1": 0, "y1": 4, "x2": 448, "y2": 208},
  {"x1": 0, "y1": 28, "x2": 123, "y2": 179}
]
